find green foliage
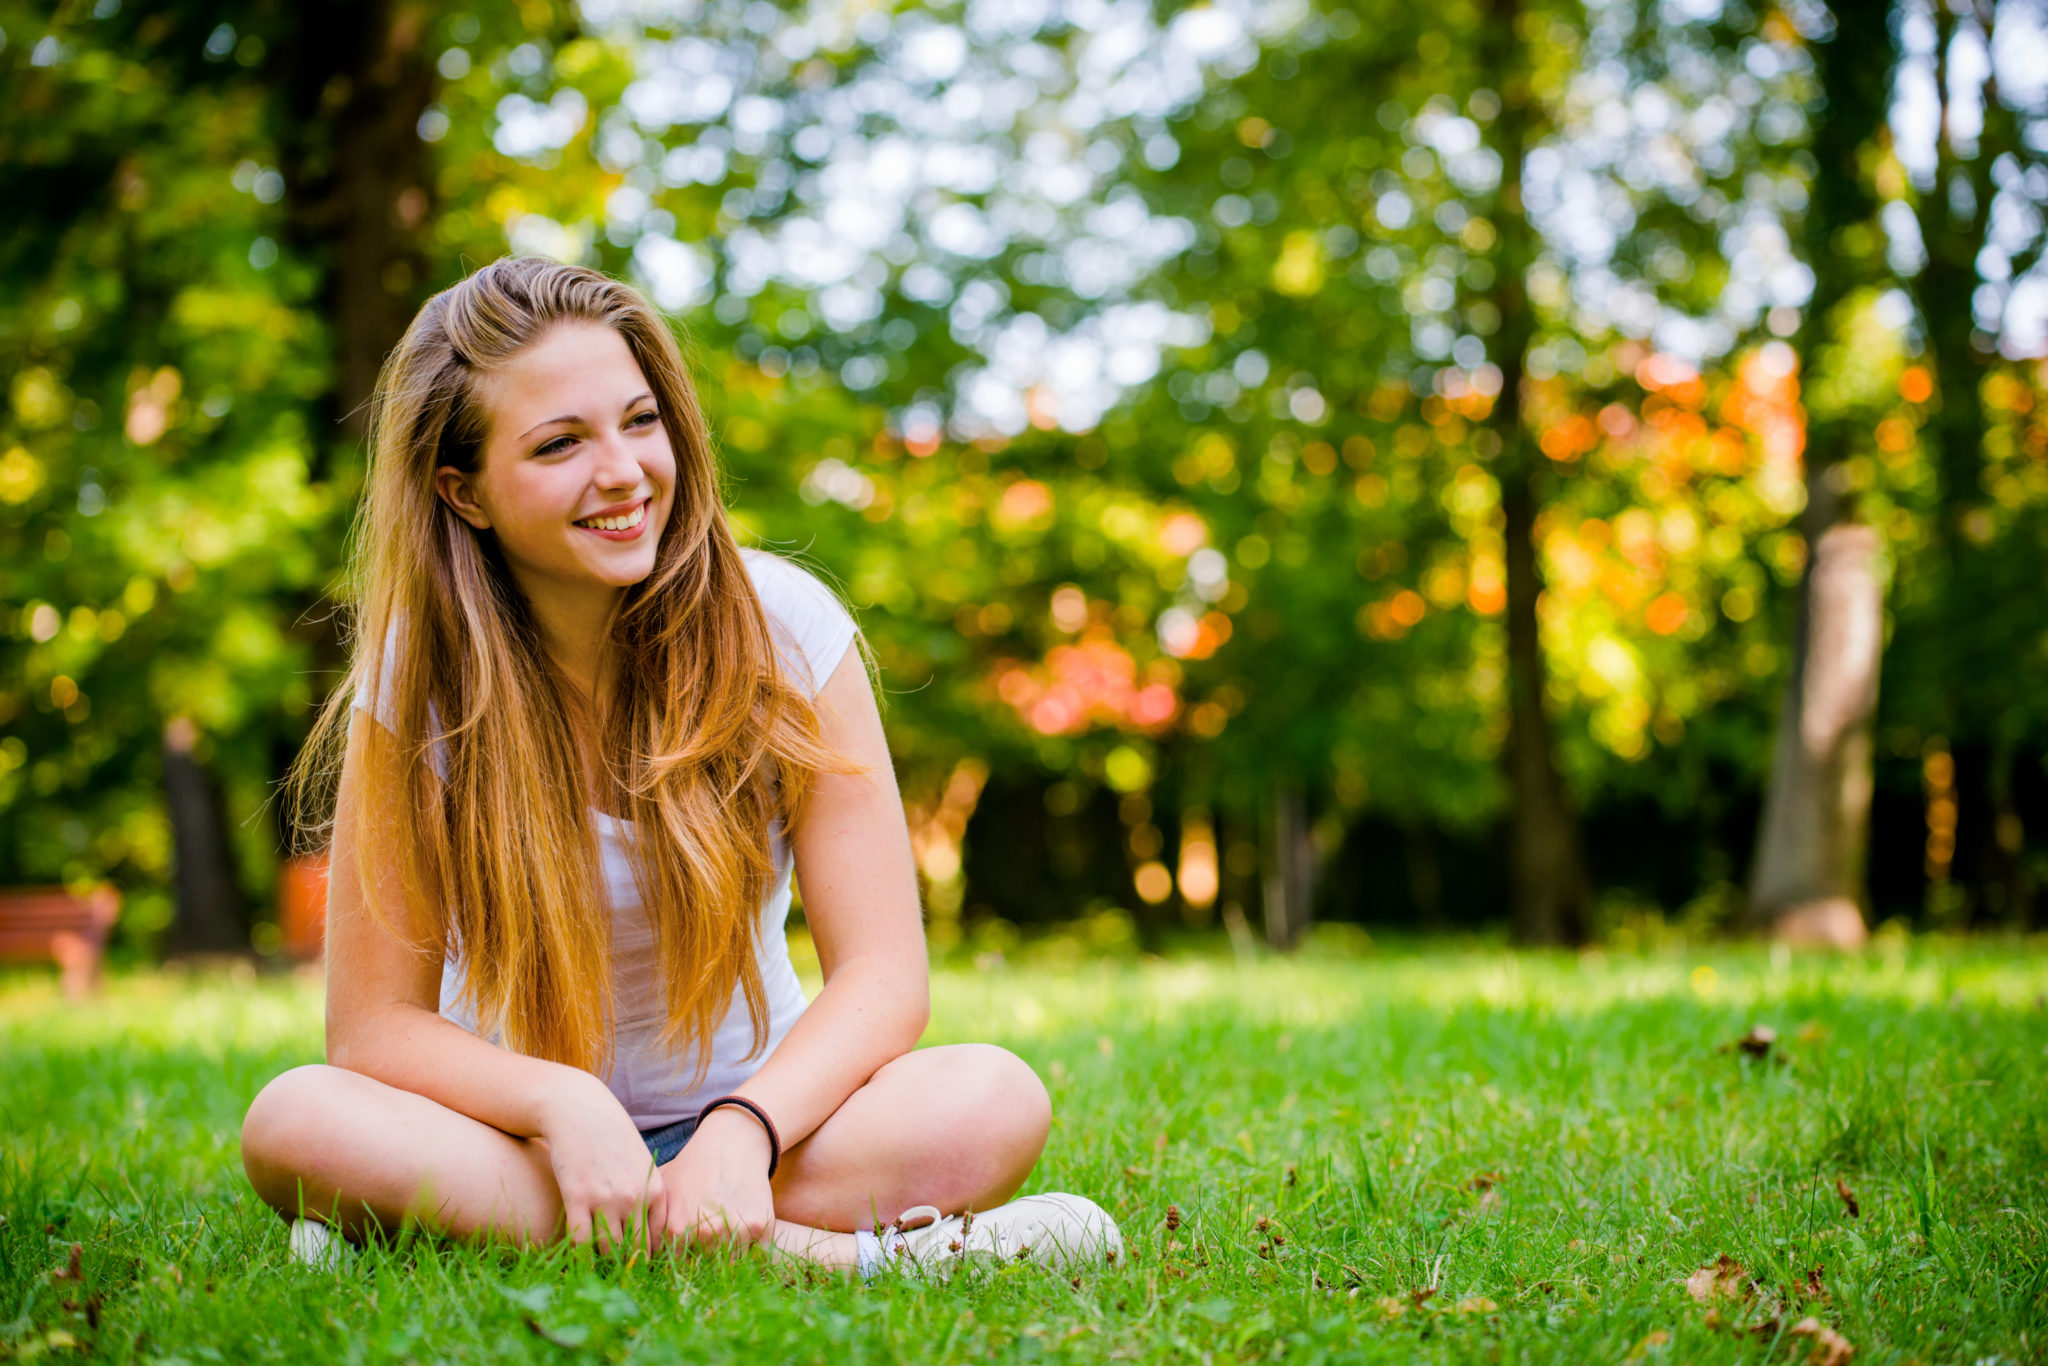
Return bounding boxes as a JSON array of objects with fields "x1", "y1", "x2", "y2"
[{"x1": 3, "y1": 0, "x2": 2046, "y2": 940}]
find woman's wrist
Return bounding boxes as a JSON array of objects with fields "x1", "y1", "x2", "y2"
[
  {"x1": 529, "y1": 1064, "x2": 616, "y2": 1137},
  {"x1": 696, "y1": 1097, "x2": 780, "y2": 1176}
]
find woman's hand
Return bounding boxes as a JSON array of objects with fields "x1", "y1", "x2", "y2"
[
  {"x1": 536, "y1": 1073, "x2": 667, "y2": 1254},
  {"x1": 658, "y1": 1108, "x2": 775, "y2": 1253}
]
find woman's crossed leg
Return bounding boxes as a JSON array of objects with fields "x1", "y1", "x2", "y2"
[{"x1": 240, "y1": 1043, "x2": 1051, "y2": 1269}]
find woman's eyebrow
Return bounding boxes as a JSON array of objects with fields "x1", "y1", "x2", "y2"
[{"x1": 518, "y1": 392, "x2": 655, "y2": 441}]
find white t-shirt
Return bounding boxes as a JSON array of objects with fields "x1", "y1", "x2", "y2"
[{"x1": 351, "y1": 547, "x2": 860, "y2": 1127}]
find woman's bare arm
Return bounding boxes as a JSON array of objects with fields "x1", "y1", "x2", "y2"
[
  {"x1": 705, "y1": 646, "x2": 930, "y2": 1156},
  {"x1": 324, "y1": 718, "x2": 664, "y2": 1247}
]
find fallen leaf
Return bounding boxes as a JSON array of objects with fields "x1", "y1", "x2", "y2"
[
  {"x1": 1625, "y1": 1328, "x2": 1672, "y2": 1362},
  {"x1": 1732, "y1": 1026, "x2": 1777, "y2": 1059},
  {"x1": 1834, "y1": 1177, "x2": 1860, "y2": 1219},
  {"x1": 51, "y1": 1244, "x2": 82, "y2": 1282},
  {"x1": 1452, "y1": 1296, "x2": 1498, "y2": 1314},
  {"x1": 1466, "y1": 1171, "x2": 1504, "y2": 1191},
  {"x1": 1801, "y1": 1265, "x2": 1829, "y2": 1301},
  {"x1": 1789, "y1": 1316, "x2": 1855, "y2": 1365},
  {"x1": 1373, "y1": 1296, "x2": 1407, "y2": 1316},
  {"x1": 1409, "y1": 1285, "x2": 1438, "y2": 1308},
  {"x1": 1686, "y1": 1255, "x2": 1752, "y2": 1304}
]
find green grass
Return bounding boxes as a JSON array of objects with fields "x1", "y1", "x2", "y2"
[{"x1": 4, "y1": 936, "x2": 2047, "y2": 1363}]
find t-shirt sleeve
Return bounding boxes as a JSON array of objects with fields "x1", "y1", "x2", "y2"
[
  {"x1": 351, "y1": 618, "x2": 402, "y2": 734},
  {"x1": 348, "y1": 615, "x2": 450, "y2": 779},
  {"x1": 743, "y1": 550, "x2": 860, "y2": 700}
]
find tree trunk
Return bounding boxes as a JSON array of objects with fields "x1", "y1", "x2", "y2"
[
  {"x1": 1748, "y1": 524, "x2": 1883, "y2": 944},
  {"x1": 1500, "y1": 465, "x2": 1592, "y2": 944},
  {"x1": 1402, "y1": 818, "x2": 1444, "y2": 930},
  {"x1": 1908, "y1": 0, "x2": 2017, "y2": 928},
  {"x1": 1747, "y1": 2, "x2": 1890, "y2": 944},
  {"x1": 278, "y1": 0, "x2": 440, "y2": 462},
  {"x1": 1483, "y1": 0, "x2": 1592, "y2": 945},
  {"x1": 162, "y1": 719, "x2": 249, "y2": 956},
  {"x1": 1261, "y1": 781, "x2": 1316, "y2": 950}
]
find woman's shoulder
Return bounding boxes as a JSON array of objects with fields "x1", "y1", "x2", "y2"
[{"x1": 738, "y1": 547, "x2": 860, "y2": 699}]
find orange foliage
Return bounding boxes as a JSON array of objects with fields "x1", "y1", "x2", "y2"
[
  {"x1": 991, "y1": 637, "x2": 1180, "y2": 736},
  {"x1": 1645, "y1": 592, "x2": 1689, "y2": 636},
  {"x1": 1637, "y1": 353, "x2": 1706, "y2": 409},
  {"x1": 1720, "y1": 347, "x2": 1805, "y2": 471},
  {"x1": 1541, "y1": 413, "x2": 1598, "y2": 462}
]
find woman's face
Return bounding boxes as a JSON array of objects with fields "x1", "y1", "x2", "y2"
[{"x1": 438, "y1": 321, "x2": 677, "y2": 609}]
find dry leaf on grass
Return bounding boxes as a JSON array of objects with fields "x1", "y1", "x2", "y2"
[
  {"x1": 1722, "y1": 1025, "x2": 1777, "y2": 1059},
  {"x1": 1624, "y1": 1329, "x2": 1672, "y2": 1363},
  {"x1": 1685, "y1": 1254, "x2": 1753, "y2": 1304},
  {"x1": 1452, "y1": 1296, "x2": 1498, "y2": 1314},
  {"x1": 1790, "y1": 1316, "x2": 1855, "y2": 1365},
  {"x1": 1466, "y1": 1171, "x2": 1504, "y2": 1191},
  {"x1": 1835, "y1": 1176, "x2": 1860, "y2": 1219}
]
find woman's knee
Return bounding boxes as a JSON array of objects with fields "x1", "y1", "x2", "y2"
[
  {"x1": 240, "y1": 1064, "x2": 351, "y2": 1200},
  {"x1": 936, "y1": 1044, "x2": 1051, "y2": 1163}
]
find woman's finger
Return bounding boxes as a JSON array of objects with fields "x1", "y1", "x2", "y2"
[
  {"x1": 642, "y1": 1180, "x2": 668, "y2": 1254},
  {"x1": 563, "y1": 1197, "x2": 592, "y2": 1248}
]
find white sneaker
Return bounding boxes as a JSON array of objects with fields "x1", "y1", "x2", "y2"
[
  {"x1": 880, "y1": 1193, "x2": 1123, "y2": 1277},
  {"x1": 287, "y1": 1217, "x2": 356, "y2": 1271}
]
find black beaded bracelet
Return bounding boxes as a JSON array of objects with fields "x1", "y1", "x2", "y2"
[{"x1": 697, "y1": 1095, "x2": 781, "y2": 1178}]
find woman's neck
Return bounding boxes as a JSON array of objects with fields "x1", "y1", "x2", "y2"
[{"x1": 516, "y1": 574, "x2": 622, "y2": 705}]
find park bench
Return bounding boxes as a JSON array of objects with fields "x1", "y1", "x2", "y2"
[{"x1": 0, "y1": 885, "x2": 120, "y2": 998}]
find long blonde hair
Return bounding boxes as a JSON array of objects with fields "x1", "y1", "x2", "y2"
[{"x1": 294, "y1": 255, "x2": 857, "y2": 1079}]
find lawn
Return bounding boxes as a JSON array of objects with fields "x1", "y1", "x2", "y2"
[{"x1": 2, "y1": 935, "x2": 2045, "y2": 1364}]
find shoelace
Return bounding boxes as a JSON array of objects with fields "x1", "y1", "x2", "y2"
[{"x1": 878, "y1": 1206, "x2": 987, "y2": 1270}]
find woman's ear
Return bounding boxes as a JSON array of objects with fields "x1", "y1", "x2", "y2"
[{"x1": 435, "y1": 467, "x2": 492, "y2": 530}]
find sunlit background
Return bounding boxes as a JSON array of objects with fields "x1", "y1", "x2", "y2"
[{"x1": 2, "y1": 0, "x2": 2046, "y2": 970}]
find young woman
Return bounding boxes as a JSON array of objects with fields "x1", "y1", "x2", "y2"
[{"x1": 239, "y1": 256, "x2": 1121, "y2": 1277}]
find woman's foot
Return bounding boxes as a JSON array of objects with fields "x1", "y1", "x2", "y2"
[
  {"x1": 869, "y1": 1194, "x2": 1123, "y2": 1278},
  {"x1": 287, "y1": 1217, "x2": 356, "y2": 1271}
]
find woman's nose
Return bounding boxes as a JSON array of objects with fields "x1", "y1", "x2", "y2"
[{"x1": 590, "y1": 433, "x2": 640, "y2": 489}]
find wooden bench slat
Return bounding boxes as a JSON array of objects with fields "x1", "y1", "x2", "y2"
[{"x1": 0, "y1": 886, "x2": 121, "y2": 998}]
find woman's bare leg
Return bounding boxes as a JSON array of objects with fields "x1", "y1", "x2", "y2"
[
  {"x1": 242, "y1": 1042, "x2": 1051, "y2": 1267},
  {"x1": 767, "y1": 1043, "x2": 1052, "y2": 1232},
  {"x1": 241, "y1": 1064, "x2": 569, "y2": 1245}
]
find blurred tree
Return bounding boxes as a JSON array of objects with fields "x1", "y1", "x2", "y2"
[
  {"x1": 1477, "y1": 0, "x2": 1594, "y2": 944},
  {"x1": 1892, "y1": 0, "x2": 2046, "y2": 928},
  {"x1": 7, "y1": 0, "x2": 2043, "y2": 961},
  {"x1": 1746, "y1": 4, "x2": 1893, "y2": 945},
  {"x1": 0, "y1": 0, "x2": 574, "y2": 951}
]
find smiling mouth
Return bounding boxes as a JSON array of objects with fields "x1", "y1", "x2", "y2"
[{"x1": 574, "y1": 500, "x2": 648, "y2": 533}]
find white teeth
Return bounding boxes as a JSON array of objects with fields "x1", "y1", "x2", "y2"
[{"x1": 578, "y1": 503, "x2": 645, "y2": 532}]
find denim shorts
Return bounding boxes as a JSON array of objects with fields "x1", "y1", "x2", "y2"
[{"x1": 639, "y1": 1114, "x2": 698, "y2": 1167}]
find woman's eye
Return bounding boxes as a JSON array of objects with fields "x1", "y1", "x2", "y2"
[
  {"x1": 629, "y1": 410, "x2": 660, "y2": 428},
  {"x1": 536, "y1": 437, "x2": 574, "y2": 457}
]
